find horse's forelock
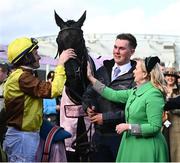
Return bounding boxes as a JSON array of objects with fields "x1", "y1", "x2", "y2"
[
  {"x1": 57, "y1": 26, "x2": 84, "y2": 55},
  {"x1": 65, "y1": 20, "x2": 77, "y2": 27}
]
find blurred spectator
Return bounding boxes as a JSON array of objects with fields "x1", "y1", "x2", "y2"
[
  {"x1": 0, "y1": 63, "x2": 8, "y2": 112},
  {"x1": 43, "y1": 71, "x2": 60, "y2": 126},
  {"x1": 0, "y1": 63, "x2": 8, "y2": 146},
  {"x1": 164, "y1": 67, "x2": 180, "y2": 162},
  {"x1": 160, "y1": 61, "x2": 166, "y2": 73}
]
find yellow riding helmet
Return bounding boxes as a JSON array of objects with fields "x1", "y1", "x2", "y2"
[{"x1": 8, "y1": 37, "x2": 38, "y2": 64}]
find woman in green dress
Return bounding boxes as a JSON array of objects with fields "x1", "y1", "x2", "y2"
[{"x1": 87, "y1": 56, "x2": 169, "y2": 162}]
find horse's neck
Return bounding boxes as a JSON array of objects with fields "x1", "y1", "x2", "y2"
[
  {"x1": 75, "y1": 48, "x2": 87, "y2": 61},
  {"x1": 76, "y1": 41, "x2": 87, "y2": 53}
]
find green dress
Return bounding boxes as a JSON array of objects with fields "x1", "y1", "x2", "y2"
[{"x1": 100, "y1": 82, "x2": 169, "y2": 162}]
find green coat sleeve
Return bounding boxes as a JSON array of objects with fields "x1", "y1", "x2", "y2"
[
  {"x1": 140, "y1": 90, "x2": 165, "y2": 137},
  {"x1": 101, "y1": 87, "x2": 132, "y2": 104}
]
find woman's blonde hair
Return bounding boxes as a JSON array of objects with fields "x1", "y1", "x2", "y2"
[{"x1": 139, "y1": 58, "x2": 166, "y2": 95}]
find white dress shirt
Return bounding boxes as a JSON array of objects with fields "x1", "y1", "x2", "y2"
[{"x1": 111, "y1": 62, "x2": 132, "y2": 81}]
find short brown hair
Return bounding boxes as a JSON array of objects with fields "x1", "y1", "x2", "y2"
[{"x1": 116, "y1": 33, "x2": 137, "y2": 49}]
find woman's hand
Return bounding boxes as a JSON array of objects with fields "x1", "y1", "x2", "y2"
[
  {"x1": 116, "y1": 123, "x2": 130, "y2": 134},
  {"x1": 56, "y1": 105, "x2": 60, "y2": 111},
  {"x1": 87, "y1": 62, "x2": 97, "y2": 84},
  {"x1": 57, "y1": 49, "x2": 77, "y2": 66},
  {"x1": 87, "y1": 62, "x2": 93, "y2": 80},
  {"x1": 90, "y1": 113, "x2": 103, "y2": 125}
]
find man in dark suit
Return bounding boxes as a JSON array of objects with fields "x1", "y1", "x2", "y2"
[{"x1": 82, "y1": 33, "x2": 137, "y2": 162}]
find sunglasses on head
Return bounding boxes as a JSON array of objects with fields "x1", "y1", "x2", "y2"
[{"x1": 164, "y1": 73, "x2": 179, "y2": 78}]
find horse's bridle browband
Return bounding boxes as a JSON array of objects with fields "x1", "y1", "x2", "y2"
[{"x1": 59, "y1": 27, "x2": 83, "y2": 33}]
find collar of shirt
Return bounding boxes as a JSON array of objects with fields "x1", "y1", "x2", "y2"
[{"x1": 112, "y1": 62, "x2": 132, "y2": 78}]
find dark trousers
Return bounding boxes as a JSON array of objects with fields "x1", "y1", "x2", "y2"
[
  {"x1": 90, "y1": 131, "x2": 122, "y2": 162},
  {"x1": 66, "y1": 151, "x2": 80, "y2": 162}
]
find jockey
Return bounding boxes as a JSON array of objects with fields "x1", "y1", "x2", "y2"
[{"x1": 3, "y1": 37, "x2": 76, "y2": 162}]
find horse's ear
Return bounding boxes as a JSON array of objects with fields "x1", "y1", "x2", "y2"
[
  {"x1": 76, "y1": 10, "x2": 86, "y2": 27},
  {"x1": 54, "y1": 10, "x2": 66, "y2": 29}
]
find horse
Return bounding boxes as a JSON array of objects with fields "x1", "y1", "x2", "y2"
[
  {"x1": 54, "y1": 10, "x2": 94, "y2": 105},
  {"x1": 54, "y1": 11, "x2": 95, "y2": 161}
]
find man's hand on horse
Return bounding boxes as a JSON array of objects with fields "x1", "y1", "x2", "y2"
[
  {"x1": 90, "y1": 113, "x2": 103, "y2": 125},
  {"x1": 58, "y1": 48, "x2": 77, "y2": 66},
  {"x1": 87, "y1": 106, "x2": 96, "y2": 118}
]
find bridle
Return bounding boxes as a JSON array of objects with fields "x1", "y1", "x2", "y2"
[
  {"x1": 59, "y1": 27, "x2": 83, "y2": 33},
  {"x1": 55, "y1": 26, "x2": 88, "y2": 104},
  {"x1": 54, "y1": 27, "x2": 83, "y2": 59}
]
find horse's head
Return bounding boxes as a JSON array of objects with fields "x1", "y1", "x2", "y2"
[
  {"x1": 54, "y1": 11, "x2": 91, "y2": 104},
  {"x1": 55, "y1": 11, "x2": 87, "y2": 57}
]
